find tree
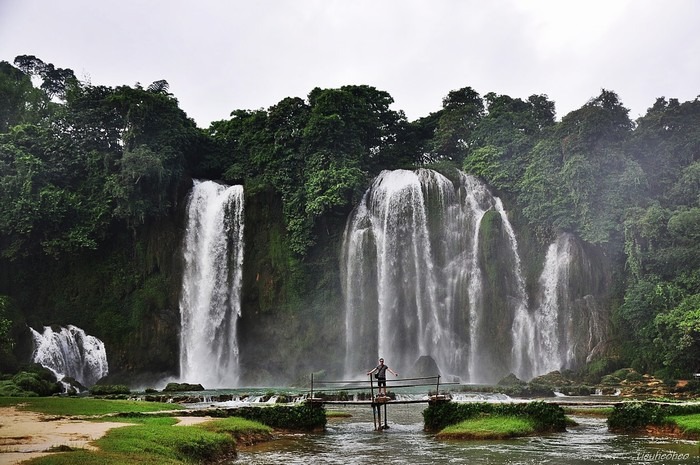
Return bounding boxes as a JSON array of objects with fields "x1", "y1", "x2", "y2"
[
  {"x1": 0, "y1": 61, "x2": 50, "y2": 132},
  {"x1": 430, "y1": 86, "x2": 485, "y2": 162},
  {"x1": 14, "y1": 55, "x2": 77, "y2": 100},
  {"x1": 463, "y1": 93, "x2": 555, "y2": 189},
  {"x1": 654, "y1": 294, "x2": 700, "y2": 374},
  {"x1": 517, "y1": 90, "x2": 638, "y2": 246}
]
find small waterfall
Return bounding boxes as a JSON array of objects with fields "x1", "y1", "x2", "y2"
[
  {"x1": 342, "y1": 169, "x2": 528, "y2": 383},
  {"x1": 30, "y1": 325, "x2": 108, "y2": 387},
  {"x1": 531, "y1": 234, "x2": 571, "y2": 374},
  {"x1": 179, "y1": 180, "x2": 244, "y2": 388},
  {"x1": 529, "y1": 232, "x2": 607, "y2": 374}
]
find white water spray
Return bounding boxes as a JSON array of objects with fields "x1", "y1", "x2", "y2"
[
  {"x1": 30, "y1": 325, "x2": 108, "y2": 387},
  {"x1": 342, "y1": 169, "x2": 529, "y2": 382},
  {"x1": 179, "y1": 180, "x2": 244, "y2": 388}
]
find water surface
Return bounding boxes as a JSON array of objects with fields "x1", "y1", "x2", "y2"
[{"x1": 235, "y1": 403, "x2": 699, "y2": 465}]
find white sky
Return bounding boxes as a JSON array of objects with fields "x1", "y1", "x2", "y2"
[{"x1": 1, "y1": 0, "x2": 698, "y2": 128}]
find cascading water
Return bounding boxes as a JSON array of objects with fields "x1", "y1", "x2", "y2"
[
  {"x1": 179, "y1": 180, "x2": 244, "y2": 388},
  {"x1": 30, "y1": 325, "x2": 108, "y2": 388},
  {"x1": 342, "y1": 169, "x2": 529, "y2": 383},
  {"x1": 342, "y1": 169, "x2": 606, "y2": 384},
  {"x1": 528, "y1": 232, "x2": 607, "y2": 374}
]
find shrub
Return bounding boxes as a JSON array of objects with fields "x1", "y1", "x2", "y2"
[
  {"x1": 220, "y1": 403, "x2": 326, "y2": 431},
  {"x1": 607, "y1": 401, "x2": 700, "y2": 431},
  {"x1": 90, "y1": 384, "x2": 131, "y2": 395},
  {"x1": 11, "y1": 370, "x2": 61, "y2": 396},
  {"x1": 438, "y1": 415, "x2": 536, "y2": 439},
  {"x1": 423, "y1": 401, "x2": 566, "y2": 433},
  {"x1": 163, "y1": 382, "x2": 205, "y2": 392}
]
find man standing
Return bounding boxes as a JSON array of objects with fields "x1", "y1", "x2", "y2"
[{"x1": 367, "y1": 358, "x2": 398, "y2": 396}]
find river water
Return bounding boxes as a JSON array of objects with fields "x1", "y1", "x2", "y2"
[{"x1": 233, "y1": 402, "x2": 699, "y2": 465}]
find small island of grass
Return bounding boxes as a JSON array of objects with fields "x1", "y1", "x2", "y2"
[
  {"x1": 608, "y1": 400, "x2": 700, "y2": 439},
  {"x1": 424, "y1": 400, "x2": 567, "y2": 440},
  {"x1": 437, "y1": 415, "x2": 536, "y2": 439}
]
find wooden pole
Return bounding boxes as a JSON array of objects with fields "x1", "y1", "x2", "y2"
[
  {"x1": 383, "y1": 403, "x2": 388, "y2": 429},
  {"x1": 370, "y1": 374, "x2": 377, "y2": 429},
  {"x1": 310, "y1": 372, "x2": 314, "y2": 400}
]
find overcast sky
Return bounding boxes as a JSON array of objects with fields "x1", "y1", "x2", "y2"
[{"x1": 1, "y1": 0, "x2": 698, "y2": 128}]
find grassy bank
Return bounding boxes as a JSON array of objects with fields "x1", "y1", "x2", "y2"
[
  {"x1": 668, "y1": 414, "x2": 700, "y2": 438},
  {"x1": 608, "y1": 400, "x2": 700, "y2": 439},
  {"x1": 437, "y1": 415, "x2": 536, "y2": 439},
  {"x1": 0, "y1": 397, "x2": 275, "y2": 465},
  {"x1": 424, "y1": 400, "x2": 567, "y2": 436},
  {"x1": 24, "y1": 416, "x2": 241, "y2": 465},
  {"x1": 0, "y1": 396, "x2": 182, "y2": 416}
]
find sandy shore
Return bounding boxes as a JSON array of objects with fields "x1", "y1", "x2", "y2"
[{"x1": 0, "y1": 406, "x2": 211, "y2": 464}]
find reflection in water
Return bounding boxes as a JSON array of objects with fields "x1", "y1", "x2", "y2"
[{"x1": 236, "y1": 404, "x2": 699, "y2": 465}]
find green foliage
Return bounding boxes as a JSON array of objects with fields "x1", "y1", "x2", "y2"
[
  {"x1": 11, "y1": 371, "x2": 61, "y2": 396},
  {"x1": 89, "y1": 384, "x2": 131, "y2": 395},
  {"x1": 3, "y1": 53, "x2": 700, "y2": 381},
  {"x1": 669, "y1": 413, "x2": 700, "y2": 436},
  {"x1": 163, "y1": 382, "x2": 204, "y2": 392},
  {"x1": 0, "y1": 60, "x2": 50, "y2": 132},
  {"x1": 0, "y1": 295, "x2": 13, "y2": 357},
  {"x1": 607, "y1": 401, "x2": 700, "y2": 431},
  {"x1": 200, "y1": 416, "x2": 273, "y2": 438},
  {"x1": 438, "y1": 415, "x2": 536, "y2": 439},
  {"x1": 653, "y1": 294, "x2": 700, "y2": 372},
  {"x1": 87, "y1": 417, "x2": 234, "y2": 464},
  {"x1": 423, "y1": 401, "x2": 566, "y2": 433},
  {"x1": 229, "y1": 403, "x2": 326, "y2": 431},
  {"x1": 0, "y1": 396, "x2": 182, "y2": 415},
  {"x1": 0, "y1": 365, "x2": 61, "y2": 396}
]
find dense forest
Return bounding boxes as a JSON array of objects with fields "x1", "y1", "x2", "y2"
[{"x1": 0, "y1": 55, "x2": 698, "y2": 385}]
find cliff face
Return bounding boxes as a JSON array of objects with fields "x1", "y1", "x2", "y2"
[
  {"x1": 7, "y1": 214, "x2": 183, "y2": 385},
  {"x1": 7, "y1": 178, "x2": 614, "y2": 387}
]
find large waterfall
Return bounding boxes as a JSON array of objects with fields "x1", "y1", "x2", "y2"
[
  {"x1": 179, "y1": 180, "x2": 245, "y2": 388},
  {"x1": 342, "y1": 169, "x2": 605, "y2": 384},
  {"x1": 30, "y1": 325, "x2": 108, "y2": 387}
]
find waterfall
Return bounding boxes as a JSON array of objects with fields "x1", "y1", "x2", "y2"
[
  {"x1": 342, "y1": 169, "x2": 529, "y2": 383},
  {"x1": 529, "y1": 232, "x2": 607, "y2": 374},
  {"x1": 179, "y1": 180, "x2": 245, "y2": 388},
  {"x1": 30, "y1": 325, "x2": 108, "y2": 387}
]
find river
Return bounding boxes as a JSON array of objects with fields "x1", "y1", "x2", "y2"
[{"x1": 231, "y1": 401, "x2": 699, "y2": 464}]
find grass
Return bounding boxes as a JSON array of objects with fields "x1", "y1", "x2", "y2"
[
  {"x1": 668, "y1": 413, "x2": 700, "y2": 436},
  {"x1": 0, "y1": 396, "x2": 273, "y2": 464},
  {"x1": 24, "y1": 416, "x2": 236, "y2": 465},
  {"x1": 201, "y1": 416, "x2": 272, "y2": 436},
  {"x1": 326, "y1": 410, "x2": 352, "y2": 418},
  {"x1": 562, "y1": 406, "x2": 614, "y2": 417},
  {"x1": 436, "y1": 415, "x2": 536, "y2": 440},
  {"x1": 0, "y1": 396, "x2": 182, "y2": 416}
]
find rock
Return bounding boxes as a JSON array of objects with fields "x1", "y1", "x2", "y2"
[
  {"x1": 163, "y1": 382, "x2": 205, "y2": 392},
  {"x1": 412, "y1": 355, "x2": 440, "y2": 378},
  {"x1": 497, "y1": 373, "x2": 526, "y2": 386}
]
